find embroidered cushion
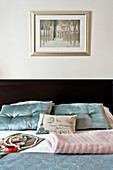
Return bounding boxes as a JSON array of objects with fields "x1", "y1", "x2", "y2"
[{"x1": 36, "y1": 114, "x2": 77, "y2": 134}]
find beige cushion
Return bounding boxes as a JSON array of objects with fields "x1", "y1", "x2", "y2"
[
  {"x1": 104, "y1": 107, "x2": 113, "y2": 129},
  {"x1": 36, "y1": 114, "x2": 77, "y2": 134}
]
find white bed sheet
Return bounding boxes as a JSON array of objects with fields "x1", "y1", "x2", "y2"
[
  {"x1": 0, "y1": 130, "x2": 113, "y2": 153},
  {"x1": 0, "y1": 130, "x2": 50, "y2": 153}
]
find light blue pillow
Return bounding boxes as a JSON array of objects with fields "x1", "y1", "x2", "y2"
[
  {"x1": 53, "y1": 103, "x2": 111, "y2": 130},
  {"x1": 0, "y1": 101, "x2": 52, "y2": 130}
]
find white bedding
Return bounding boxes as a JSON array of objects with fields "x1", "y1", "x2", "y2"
[
  {"x1": 0, "y1": 131, "x2": 50, "y2": 153},
  {"x1": 0, "y1": 130, "x2": 113, "y2": 153}
]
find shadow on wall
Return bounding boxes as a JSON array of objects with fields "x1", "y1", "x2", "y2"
[
  {"x1": 0, "y1": 68, "x2": 2, "y2": 78},
  {"x1": 0, "y1": 66, "x2": 4, "y2": 79}
]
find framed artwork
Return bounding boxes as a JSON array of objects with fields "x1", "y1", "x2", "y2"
[{"x1": 30, "y1": 11, "x2": 91, "y2": 56}]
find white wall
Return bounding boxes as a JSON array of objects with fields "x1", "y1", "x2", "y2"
[{"x1": 0, "y1": 0, "x2": 113, "y2": 79}]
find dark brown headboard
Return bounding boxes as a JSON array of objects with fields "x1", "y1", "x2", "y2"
[{"x1": 0, "y1": 80, "x2": 112, "y2": 113}]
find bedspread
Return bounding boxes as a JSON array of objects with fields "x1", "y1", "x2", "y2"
[
  {"x1": 0, "y1": 152, "x2": 113, "y2": 170},
  {"x1": 0, "y1": 130, "x2": 113, "y2": 170}
]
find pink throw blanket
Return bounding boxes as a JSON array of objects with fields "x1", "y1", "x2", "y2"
[{"x1": 45, "y1": 130, "x2": 113, "y2": 154}]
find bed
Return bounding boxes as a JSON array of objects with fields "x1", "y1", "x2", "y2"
[{"x1": 0, "y1": 80, "x2": 113, "y2": 170}]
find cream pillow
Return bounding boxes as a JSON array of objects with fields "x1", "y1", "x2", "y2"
[{"x1": 36, "y1": 114, "x2": 77, "y2": 134}]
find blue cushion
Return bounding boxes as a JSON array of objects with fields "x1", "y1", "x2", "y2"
[
  {"x1": 0, "y1": 101, "x2": 52, "y2": 130},
  {"x1": 53, "y1": 103, "x2": 111, "y2": 130}
]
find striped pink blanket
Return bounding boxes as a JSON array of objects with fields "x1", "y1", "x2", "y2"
[{"x1": 45, "y1": 130, "x2": 113, "y2": 154}]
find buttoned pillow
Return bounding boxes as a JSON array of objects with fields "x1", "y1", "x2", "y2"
[
  {"x1": 0, "y1": 101, "x2": 53, "y2": 130},
  {"x1": 53, "y1": 103, "x2": 111, "y2": 130}
]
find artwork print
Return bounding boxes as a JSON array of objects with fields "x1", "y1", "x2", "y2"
[
  {"x1": 40, "y1": 20, "x2": 80, "y2": 48},
  {"x1": 30, "y1": 11, "x2": 90, "y2": 56}
]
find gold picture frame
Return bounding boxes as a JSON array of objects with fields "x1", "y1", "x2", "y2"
[{"x1": 30, "y1": 11, "x2": 91, "y2": 56}]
